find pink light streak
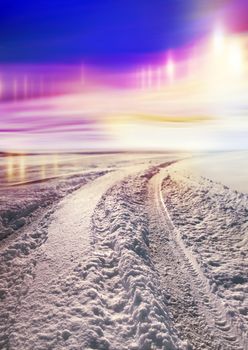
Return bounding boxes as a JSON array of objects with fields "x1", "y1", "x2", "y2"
[{"x1": 0, "y1": 27, "x2": 248, "y2": 152}]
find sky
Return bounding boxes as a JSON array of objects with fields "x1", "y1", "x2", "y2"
[
  {"x1": 0, "y1": 0, "x2": 247, "y2": 66},
  {"x1": 0, "y1": 0, "x2": 248, "y2": 152}
]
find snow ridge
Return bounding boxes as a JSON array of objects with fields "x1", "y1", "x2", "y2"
[
  {"x1": 1, "y1": 166, "x2": 184, "y2": 350},
  {"x1": 161, "y1": 170, "x2": 248, "y2": 350},
  {"x1": 0, "y1": 171, "x2": 108, "y2": 349},
  {"x1": 85, "y1": 166, "x2": 184, "y2": 349}
]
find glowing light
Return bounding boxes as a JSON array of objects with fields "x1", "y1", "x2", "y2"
[
  {"x1": 0, "y1": 31, "x2": 247, "y2": 153},
  {"x1": 18, "y1": 155, "x2": 26, "y2": 181},
  {"x1": 213, "y1": 25, "x2": 225, "y2": 54},
  {"x1": 140, "y1": 69, "x2": 146, "y2": 90},
  {"x1": 228, "y1": 41, "x2": 244, "y2": 75},
  {"x1": 53, "y1": 154, "x2": 59, "y2": 176},
  {"x1": 187, "y1": 56, "x2": 197, "y2": 78},
  {"x1": 7, "y1": 156, "x2": 14, "y2": 181},
  {"x1": 39, "y1": 156, "x2": 47, "y2": 180},
  {"x1": 156, "y1": 68, "x2": 162, "y2": 90},
  {"x1": 166, "y1": 58, "x2": 175, "y2": 81},
  {"x1": 147, "y1": 66, "x2": 152, "y2": 89}
]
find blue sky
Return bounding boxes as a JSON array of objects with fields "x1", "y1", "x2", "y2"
[{"x1": 1, "y1": 0, "x2": 246, "y2": 66}]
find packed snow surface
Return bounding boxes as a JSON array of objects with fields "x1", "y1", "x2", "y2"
[
  {"x1": 0, "y1": 152, "x2": 247, "y2": 350},
  {"x1": 172, "y1": 151, "x2": 248, "y2": 193}
]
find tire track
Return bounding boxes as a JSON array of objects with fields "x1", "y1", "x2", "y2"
[
  {"x1": 148, "y1": 168, "x2": 246, "y2": 350},
  {"x1": 89, "y1": 167, "x2": 184, "y2": 350}
]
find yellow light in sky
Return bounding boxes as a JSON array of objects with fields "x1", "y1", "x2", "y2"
[
  {"x1": 166, "y1": 58, "x2": 175, "y2": 81},
  {"x1": 228, "y1": 41, "x2": 244, "y2": 75}
]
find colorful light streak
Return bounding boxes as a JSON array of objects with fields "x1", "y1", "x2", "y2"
[
  {"x1": 0, "y1": 28, "x2": 248, "y2": 151},
  {"x1": 228, "y1": 40, "x2": 244, "y2": 76},
  {"x1": 213, "y1": 25, "x2": 225, "y2": 55},
  {"x1": 7, "y1": 155, "x2": 14, "y2": 181},
  {"x1": 18, "y1": 155, "x2": 26, "y2": 181},
  {"x1": 166, "y1": 58, "x2": 175, "y2": 82}
]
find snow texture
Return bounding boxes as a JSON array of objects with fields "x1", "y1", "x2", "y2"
[
  {"x1": 0, "y1": 153, "x2": 247, "y2": 350},
  {"x1": 159, "y1": 166, "x2": 247, "y2": 349},
  {"x1": 0, "y1": 171, "x2": 108, "y2": 240}
]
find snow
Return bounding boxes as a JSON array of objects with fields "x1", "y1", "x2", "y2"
[
  {"x1": 161, "y1": 164, "x2": 248, "y2": 349},
  {"x1": 172, "y1": 151, "x2": 248, "y2": 193},
  {"x1": 0, "y1": 152, "x2": 247, "y2": 350}
]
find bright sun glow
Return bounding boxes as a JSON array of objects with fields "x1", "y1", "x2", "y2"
[
  {"x1": 228, "y1": 41, "x2": 244, "y2": 75},
  {"x1": 213, "y1": 25, "x2": 225, "y2": 54},
  {"x1": 166, "y1": 58, "x2": 175, "y2": 81},
  {"x1": 0, "y1": 27, "x2": 248, "y2": 152},
  {"x1": 7, "y1": 155, "x2": 14, "y2": 181},
  {"x1": 19, "y1": 155, "x2": 26, "y2": 181}
]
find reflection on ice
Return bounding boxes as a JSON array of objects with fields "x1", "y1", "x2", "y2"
[
  {"x1": 7, "y1": 155, "x2": 14, "y2": 181},
  {"x1": 18, "y1": 155, "x2": 26, "y2": 181},
  {"x1": 1, "y1": 152, "x2": 182, "y2": 186}
]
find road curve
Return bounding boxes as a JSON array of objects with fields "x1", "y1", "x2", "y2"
[{"x1": 0, "y1": 162, "x2": 247, "y2": 350}]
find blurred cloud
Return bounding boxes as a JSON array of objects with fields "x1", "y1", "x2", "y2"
[{"x1": 0, "y1": 13, "x2": 248, "y2": 152}]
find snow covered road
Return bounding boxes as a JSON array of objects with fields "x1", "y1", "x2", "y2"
[{"x1": 0, "y1": 156, "x2": 247, "y2": 350}]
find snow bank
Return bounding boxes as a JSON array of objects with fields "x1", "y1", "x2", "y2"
[
  {"x1": 80, "y1": 166, "x2": 184, "y2": 349},
  {"x1": 0, "y1": 163, "x2": 185, "y2": 350},
  {"x1": 162, "y1": 169, "x2": 248, "y2": 346}
]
